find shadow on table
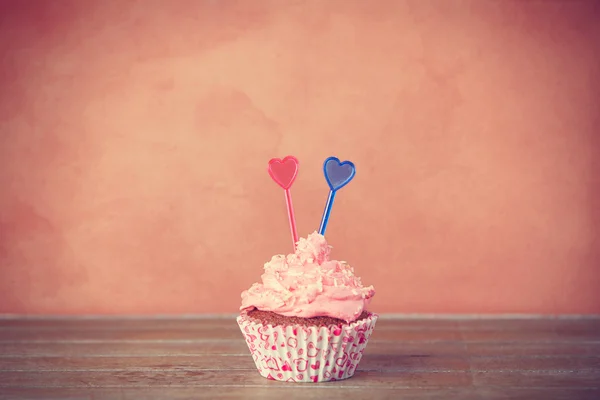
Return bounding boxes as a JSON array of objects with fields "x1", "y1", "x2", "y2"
[{"x1": 359, "y1": 353, "x2": 469, "y2": 371}]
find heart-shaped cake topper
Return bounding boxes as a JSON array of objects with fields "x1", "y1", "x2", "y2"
[
  {"x1": 323, "y1": 157, "x2": 356, "y2": 192},
  {"x1": 267, "y1": 155, "x2": 300, "y2": 249},
  {"x1": 318, "y1": 156, "x2": 356, "y2": 235},
  {"x1": 268, "y1": 156, "x2": 299, "y2": 190}
]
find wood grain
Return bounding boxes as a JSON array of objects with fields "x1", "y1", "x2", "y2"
[
  {"x1": 1, "y1": 387, "x2": 598, "y2": 400},
  {"x1": 0, "y1": 316, "x2": 598, "y2": 399}
]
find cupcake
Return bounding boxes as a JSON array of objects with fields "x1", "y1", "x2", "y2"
[{"x1": 237, "y1": 232, "x2": 377, "y2": 383}]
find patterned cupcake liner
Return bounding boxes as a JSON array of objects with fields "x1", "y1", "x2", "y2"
[{"x1": 236, "y1": 312, "x2": 378, "y2": 383}]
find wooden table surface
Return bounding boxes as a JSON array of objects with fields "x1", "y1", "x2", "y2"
[{"x1": 0, "y1": 316, "x2": 599, "y2": 399}]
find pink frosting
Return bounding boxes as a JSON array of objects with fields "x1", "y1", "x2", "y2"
[{"x1": 240, "y1": 232, "x2": 375, "y2": 323}]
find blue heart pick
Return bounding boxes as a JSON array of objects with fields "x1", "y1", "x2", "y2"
[
  {"x1": 323, "y1": 157, "x2": 356, "y2": 191},
  {"x1": 318, "y1": 156, "x2": 356, "y2": 235}
]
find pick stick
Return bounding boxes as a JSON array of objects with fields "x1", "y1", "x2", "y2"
[
  {"x1": 318, "y1": 156, "x2": 356, "y2": 235},
  {"x1": 268, "y1": 156, "x2": 300, "y2": 249}
]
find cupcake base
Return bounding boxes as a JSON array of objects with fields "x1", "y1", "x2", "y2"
[
  {"x1": 246, "y1": 309, "x2": 371, "y2": 328},
  {"x1": 237, "y1": 311, "x2": 378, "y2": 383}
]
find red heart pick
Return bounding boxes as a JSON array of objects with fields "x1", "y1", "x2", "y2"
[{"x1": 268, "y1": 156, "x2": 299, "y2": 189}]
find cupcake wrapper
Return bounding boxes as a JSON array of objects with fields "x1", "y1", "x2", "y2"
[{"x1": 236, "y1": 312, "x2": 378, "y2": 383}]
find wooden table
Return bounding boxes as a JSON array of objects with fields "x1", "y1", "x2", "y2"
[{"x1": 0, "y1": 316, "x2": 598, "y2": 399}]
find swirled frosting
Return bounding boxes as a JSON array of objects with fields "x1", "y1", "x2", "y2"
[{"x1": 240, "y1": 232, "x2": 375, "y2": 323}]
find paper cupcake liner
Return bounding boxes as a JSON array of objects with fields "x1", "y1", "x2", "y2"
[{"x1": 236, "y1": 312, "x2": 378, "y2": 383}]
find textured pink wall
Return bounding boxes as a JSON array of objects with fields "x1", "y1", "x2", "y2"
[{"x1": 1, "y1": 0, "x2": 599, "y2": 315}]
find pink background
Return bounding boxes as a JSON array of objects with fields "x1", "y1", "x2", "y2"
[{"x1": 1, "y1": 0, "x2": 599, "y2": 315}]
